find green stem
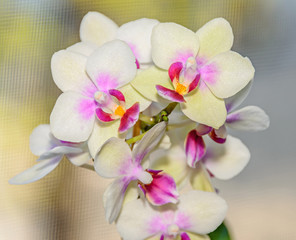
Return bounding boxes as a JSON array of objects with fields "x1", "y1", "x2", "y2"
[
  {"x1": 126, "y1": 132, "x2": 147, "y2": 145},
  {"x1": 154, "y1": 102, "x2": 178, "y2": 123},
  {"x1": 79, "y1": 163, "x2": 95, "y2": 172}
]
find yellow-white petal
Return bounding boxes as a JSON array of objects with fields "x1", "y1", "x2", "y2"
[
  {"x1": 152, "y1": 23, "x2": 199, "y2": 69},
  {"x1": 181, "y1": 81, "x2": 226, "y2": 129},
  {"x1": 196, "y1": 18, "x2": 233, "y2": 59},
  {"x1": 79, "y1": 11, "x2": 118, "y2": 46},
  {"x1": 66, "y1": 41, "x2": 97, "y2": 57},
  {"x1": 190, "y1": 163, "x2": 215, "y2": 192},
  {"x1": 131, "y1": 66, "x2": 173, "y2": 102},
  {"x1": 202, "y1": 51, "x2": 255, "y2": 98}
]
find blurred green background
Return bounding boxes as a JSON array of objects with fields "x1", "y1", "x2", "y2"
[{"x1": 1, "y1": 0, "x2": 295, "y2": 239}]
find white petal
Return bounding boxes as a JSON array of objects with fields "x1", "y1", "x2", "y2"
[
  {"x1": 226, "y1": 105, "x2": 270, "y2": 131},
  {"x1": 79, "y1": 11, "x2": 118, "y2": 46},
  {"x1": 86, "y1": 40, "x2": 137, "y2": 91},
  {"x1": 50, "y1": 92, "x2": 96, "y2": 142},
  {"x1": 116, "y1": 198, "x2": 159, "y2": 240},
  {"x1": 181, "y1": 81, "x2": 226, "y2": 129},
  {"x1": 225, "y1": 80, "x2": 253, "y2": 113},
  {"x1": 103, "y1": 177, "x2": 131, "y2": 223},
  {"x1": 132, "y1": 121, "x2": 167, "y2": 164},
  {"x1": 87, "y1": 120, "x2": 122, "y2": 158},
  {"x1": 202, "y1": 51, "x2": 255, "y2": 98},
  {"x1": 51, "y1": 50, "x2": 97, "y2": 94},
  {"x1": 66, "y1": 41, "x2": 97, "y2": 57},
  {"x1": 94, "y1": 137, "x2": 133, "y2": 178},
  {"x1": 196, "y1": 18, "x2": 233, "y2": 59},
  {"x1": 66, "y1": 151, "x2": 91, "y2": 166},
  {"x1": 131, "y1": 66, "x2": 173, "y2": 102},
  {"x1": 177, "y1": 191, "x2": 227, "y2": 234},
  {"x1": 117, "y1": 18, "x2": 159, "y2": 63},
  {"x1": 190, "y1": 163, "x2": 214, "y2": 192},
  {"x1": 9, "y1": 156, "x2": 62, "y2": 185},
  {"x1": 119, "y1": 84, "x2": 151, "y2": 111},
  {"x1": 152, "y1": 23, "x2": 199, "y2": 69},
  {"x1": 204, "y1": 135, "x2": 250, "y2": 180},
  {"x1": 38, "y1": 146, "x2": 82, "y2": 161},
  {"x1": 29, "y1": 124, "x2": 57, "y2": 156}
]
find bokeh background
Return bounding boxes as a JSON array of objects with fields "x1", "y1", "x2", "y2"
[{"x1": 1, "y1": 0, "x2": 296, "y2": 239}]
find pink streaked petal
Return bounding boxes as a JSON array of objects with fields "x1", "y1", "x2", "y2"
[
  {"x1": 118, "y1": 102, "x2": 140, "y2": 133},
  {"x1": 108, "y1": 89, "x2": 126, "y2": 102},
  {"x1": 173, "y1": 51, "x2": 195, "y2": 66},
  {"x1": 208, "y1": 125, "x2": 227, "y2": 144},
  {"x1": 156, "y1": 85, "x2": 185, "y2": 103},
  {"x1": 185, "y1": 130, "x2": 206, "y2": 168},
  {"x1": 226, "y1": 112, "x2": 240, "y2": 123},
  {"x1": 135, "y1": 58, "x2": 140, "y2": 69},
  {"x1": 181, "y1": 232, "x2": 191, "y2": 240},
  {"x1": 160, "y1": 234, "x2": 165, "y2": 240},
  {"x1": 195, "y1": 124, "x2": 212, "y2": 136},
  {"x1": 199, "y1": 61, "x2": 219, "y2": 85},
  {"x1": 95, "y1": 108, "x2": 116, "y2": 122},
  {"x1": 96, "y1": 73, "x2": 119, "y2": 92},
  {"x1": 175, "y1": 212, "x2": 192, "y2": 230},
  {"x1": 78, "y1": 98, "x2": 97, "y2": 120},
  {"x1": 187, "y1": 73, "x2": 201, "y2": 93},
  {"x1": 169, "y1": 62, "x2": 183, "y2": 81},
  {"x1": 143, "y1": 172, "x2": 179, "y2": 206}
]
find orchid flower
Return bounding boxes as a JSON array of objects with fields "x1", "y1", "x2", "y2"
[
  {"x1": 67, "y1": 11, "x2": 159, "y2": 70},
  {"x1": 116, "y1": 190, "x2": 227, "y2": 240},
  {"x1": 94, "y1": 122, "x2": 179, "y2": 223},
  {"x1": 9, "y1": 124, "x2": 90, "y2": 185},
  {"x1": 132, "y1": 18, "x2": 255, "y2": 129},
  {"x1": 185, "y1": 81, "x2": 269, "y2": 168},
  {"x1": 50, "y1": 40, "x2": 151, "y2": 157}
]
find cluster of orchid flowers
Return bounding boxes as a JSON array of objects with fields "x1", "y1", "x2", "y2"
[{"x1": 10, "y1": 12, "x2": 270, "y2": 240}]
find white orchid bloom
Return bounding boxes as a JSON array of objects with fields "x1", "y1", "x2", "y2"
[
  {"x1": 9, "y1": 124, "x2": 90, "y2": 185},
  {"x1": 94, "y1": 122, "x2": 179, "y2": 223},
  {"x1": 68, "y1": 11, "x2": 159, "y2": 70},
  {"x1": 116, "y1": 190, "x2": 227, "y2": 240},
  {"x1": 132, "y1": 18, "x2": 255, "y2": 129}
]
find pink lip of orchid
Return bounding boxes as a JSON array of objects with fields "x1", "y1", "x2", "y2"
[
  {"x1": 9, "y1": 124, "x2": 90, "y2": 185},
  {"x1": 116, "y1": 190, "x2": 228, "y2": 240},
  {"x1": 67, "y1": 12, "x2": 159, "y2": 70},
  {"x1": 94, "y1": 122, "x2": 179, "y2": 223}
]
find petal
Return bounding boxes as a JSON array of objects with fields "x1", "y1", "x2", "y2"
[
  {"x1": 96, "y1": 108, "x2": 116, "y2": 122},
  {"x1": 50, "y1": 92, "x2": 96, "y2": 142},
  {"x1": 185, "y1": 130, "x2": 206, "y2": 168},
  {"x1": 186, "y1": 233, "x2": 210, "y2": 240},
  {"x1": 169, "y1": 62, "x2": 183, "y2": 81},
  {"x1": 103, "y1": 177, "x2": 131, "y2": 223},
  {"x1": 29, "y1": 124, "x2": 57, "y2": 156},
  {"x1": 181, "y1": 81, "x2": 227, "y2": 129},
  {"x1": 156, "y1": 85, "x2": 185, "y2": 102},
  {"x1": 94, "y1": 137, "x2": 133, "y2": 178},
  {"x1": 143, "y1": 172, "x2": 179, "y2": 206},
  {"x1": 119, "y1": 102, "x2": 140, "y2": 133},
  {"x1": 37, "y1": 146, "x2": 82, "y2": 161},
  {"x1": 131, "y1": 66, "x2": 173, "y2": 102},
  {"x1": 226, "y1": 105, "x2": 270, "y2": 131},
  {"x1": 149, "y1": 147, "x2": 188, "y2": 188},
  {"x1": 208, "y1": 125, "x2": 227, "y2": 144},
  {"x1": 109, "y1": 88, "x2": 126, "y2": 102},
  {"x1": 132, "y1": 121, "x2": 167, "y2": 165},
  {"x1": 66, "y1": 151, "x2": 91, "y2": 166},
  {"x1": 189, "y1": 163, "x2": 214, "y2": 192},
  {"x1": 176, "y1": 191, "x2": 227, "y2": 235},
  {"x1": 204, "y1": 135, "x2": 250, "y2": 180},
  {"x1": 196, "y1": 18, "x2": 234, "y2": 59},
  {"x1": 86, "y1": 40, "x2": 137, "y2": 91},
  {"x1": 51, "y1": 50, "x2": 97, "y2": 95},
  {"x1": 116, "y1": 199, "x2": 160, "y2": 240},
  {"x1": 79, "y1": 11, "x2": 118, "y2": 46},
  {"x1": 66, "y1": 41, "x2": 97, "y2": 57},
  {"x1": 195, "y1": 124, "x2": 212, "y2": 136},
  {"x1": 202, "y1": 51, "x2": 255, "y2": 98},
  {"x1": 152, "y1": 23, "x2": 199, "y2": 69},
  {"x1": 119, "y1": 84, "x2": 151, "y2": 111},
  {"x1": 225, "y1": 80, "x2": 253, "y2": 113},
  {"x1": 9, "y1": 156, "x2": 62, "y2": 185},
  {"x1": 87, "y1": 120, "x2": 122, "y2": 158},
  {"x1": 117, "y1": 18, "x2": 159, "y2": 63}
]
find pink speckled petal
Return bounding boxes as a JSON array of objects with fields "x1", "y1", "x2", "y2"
[
  {"x1": 50, "y1": 92, "x2": 96, "y2": 142},
  {"x1": 96, "y1": 108, "x2": 116, "y2": 122},
  {"x1": 109, "y1": 89, "x2": 125, "y2": 103},
  {"x1": 142, "y1": 171, "x2": 179, "y2": 206},
  {"x1": 208, "y1": 125, "x2": 227, "y2": 144},
  {"x1": 185, "y1": 130, "x2": 206, "y2": 168},
  {"x1": 156, "y1": 85, "x2": 185, "y2": 103},
  {"x1": 86, "y1": 40, "x2": 137, "y2": 91},
  {"x1": 118, "y1": 102, "x2": 140, "y2": 133},
  {"x1": 169, "y1": 62, "x2": 183, "y2": 81},
  {"x1": 177, "y1": 191, "x2": 227, "y2": 235}
]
